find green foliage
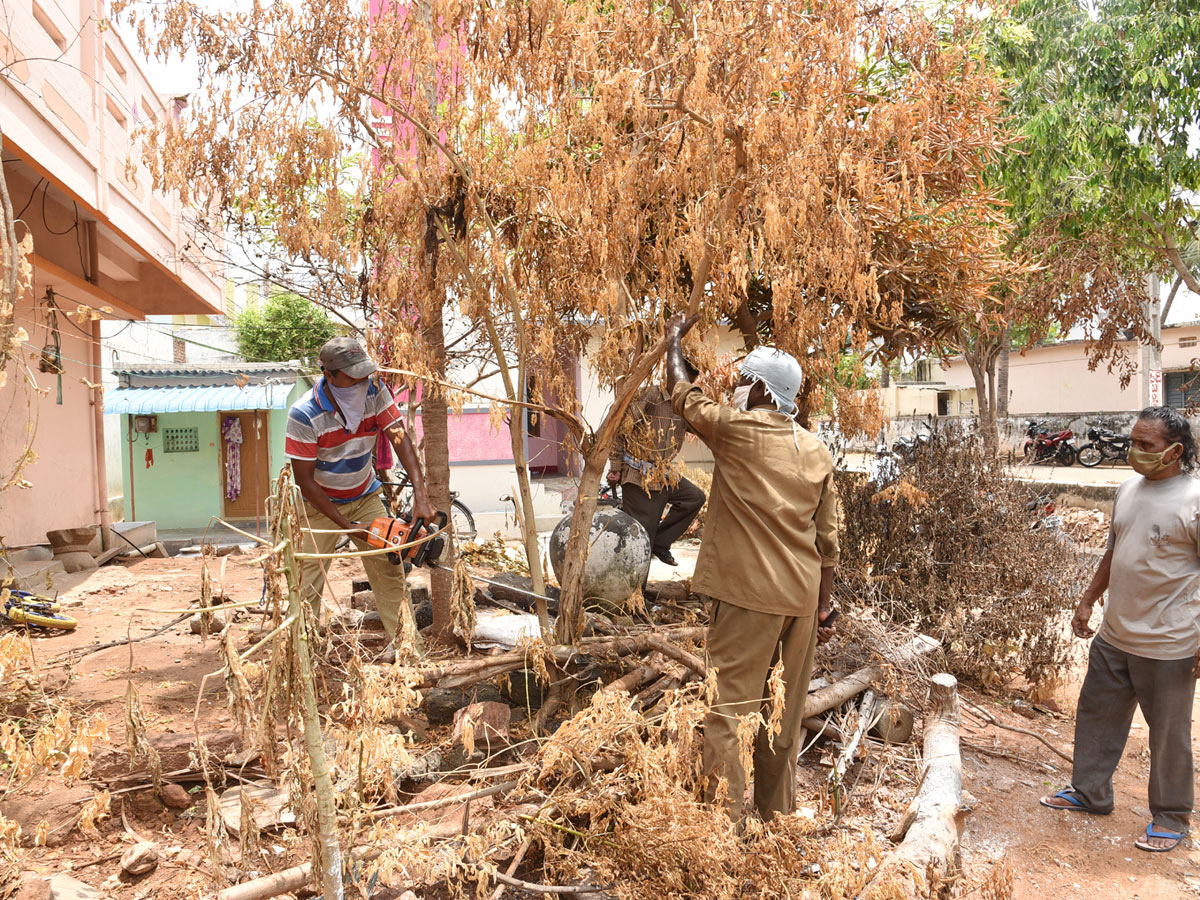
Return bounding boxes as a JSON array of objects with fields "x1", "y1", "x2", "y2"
[
  {"x1": 994, "y1": 0, "x2": 1200, "y2": 249},
  {"x1": 231, "y1": 292, "x2": 338, "y2": 363}
]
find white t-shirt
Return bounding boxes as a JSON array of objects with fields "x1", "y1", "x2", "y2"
[{"x1": 1101, "y1": 473, "x2": 1200, "y2": 659}]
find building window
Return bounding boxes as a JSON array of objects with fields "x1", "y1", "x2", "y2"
[
  {"x1": 105, "y1": 94, "x2": 127, "y2": 129},
  {"x1": 1164, "y1": 371, "x2": 1200, "y2": 410},
  {"x1": 1179, "y1": 336, "x2": 1197, "y2": 349},
  {"x1": 104, "y1": 43, "x2": 127, "y2": 81},
  {"x1": 32, "y1": 1, "x2": 67, "y2": 52},
  {"x1": 163, "y1": 427, "x2": 199, "y2": 453}
]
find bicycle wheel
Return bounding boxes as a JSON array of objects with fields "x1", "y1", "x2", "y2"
[
  {"x1": 451, "y1": 500, "x2": 477, "y2": 542},
  {"x1": 4, "y1": 592, "x2": 77, "y2": 630},
  {"x1": 1077, "y1": 443, "x2": 1103, "y2": 467}
]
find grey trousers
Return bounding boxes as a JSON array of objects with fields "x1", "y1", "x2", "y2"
[
  {"x1": 621, "y1": 477, "x2": 705, "y2": 554},
  {"x1": 1070, "y1": 636, "x2": 1196, "y2": 833}
]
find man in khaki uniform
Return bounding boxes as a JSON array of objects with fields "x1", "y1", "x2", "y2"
[
  {"x1": 665, "y1": 314, "x2": 839, "y2": 822},
  {"x1": 606, "y1": 372, "x2": 706, "y2": 566}
]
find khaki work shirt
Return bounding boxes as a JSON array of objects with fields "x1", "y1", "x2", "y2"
[
  {"x1": 609, "y1": 385, "x2": 688, "y2": 490},
  {"x1": 672, "y1": 381, "x2": 839, "y2": 617}
]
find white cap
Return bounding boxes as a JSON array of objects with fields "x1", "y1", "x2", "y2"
[{"x1": 740, "y1": 346, "x2": 803, "y2": 417}]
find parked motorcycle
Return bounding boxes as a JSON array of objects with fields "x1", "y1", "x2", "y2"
[
  {"x1": 892, "y1": 425, "x2": 933, "y2": 462},
  {"x1": 1076, "y1": 426, "x2": 1131, "y2": 468},
  {"x1": 1022, "y1": 420, "x2": 1077, "y2": 466}
]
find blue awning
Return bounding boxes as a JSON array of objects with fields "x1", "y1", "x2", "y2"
[{"x1": 104, "y1": 384, "x2": 294, "y2": 415}]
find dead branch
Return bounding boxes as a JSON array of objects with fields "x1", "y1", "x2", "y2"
[{"x1": 961, "y1": 695, "x2": 1071, "y2": 764}]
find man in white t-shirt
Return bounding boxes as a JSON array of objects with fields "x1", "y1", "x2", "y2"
[{"x1": 1040, "y1": 406, "x2": 1200, "y2": 853}]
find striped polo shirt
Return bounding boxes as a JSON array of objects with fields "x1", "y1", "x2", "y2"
[{"x1": 285, "y1": 377, "x2": 403, "y2": 503}]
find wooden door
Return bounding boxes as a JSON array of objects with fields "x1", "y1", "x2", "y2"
[{"x1": 220, "y1": 411, "x2": 270, "y2": 522}]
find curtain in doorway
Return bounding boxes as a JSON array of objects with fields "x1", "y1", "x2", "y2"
[{"x1": 223, "y1": 415, "x2": 244, "y2": 500}]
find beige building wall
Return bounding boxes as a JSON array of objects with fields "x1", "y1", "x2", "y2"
[{"x1": 938, "y1": 323, "x2": 1200, "y2": 415}]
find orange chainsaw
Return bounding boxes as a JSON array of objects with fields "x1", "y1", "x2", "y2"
[{"x1": 365, "y1": 511, "x2": 447, "y2": 568}]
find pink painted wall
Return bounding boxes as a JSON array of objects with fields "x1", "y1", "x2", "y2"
[
  {"x1": 0, "y1": 291, "x2": 104, "y2": 546},
  {"x1": 410, "y1": 410, "x2": 512, "y2": 463}
]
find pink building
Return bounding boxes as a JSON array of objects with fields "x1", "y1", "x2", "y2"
[{"x1": 1, "y1": 2, "x2": 222, "y2": 549}]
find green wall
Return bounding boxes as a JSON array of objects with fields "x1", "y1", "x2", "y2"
[{"x1": 118, "y1": 381, "x2": 310, "y2": 531}]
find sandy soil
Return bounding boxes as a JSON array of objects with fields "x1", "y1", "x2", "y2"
[{"x1": 4, "y1": 552, "x2": 1198, "y2": 898}]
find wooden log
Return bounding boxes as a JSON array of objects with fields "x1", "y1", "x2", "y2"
[
  {"x1": 858, "y1": 673, "x2": 964, "y2": 900},
  {"x1": 803, "y1": 635, "x2": 940, "y2": 720},
  {"x1": 643, "y1": 634, "x2": 705, "y2": 676},
  {"x1": 397, "y1": 625, "x2": 706, "y2": 689},
  {"x1": 602, "y1": 664, "x2": 660, "y2": 694}
]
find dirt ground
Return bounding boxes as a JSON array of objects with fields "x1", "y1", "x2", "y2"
[{"x1": 3, "y1": 552, "x2": 1199, "y2": 898}]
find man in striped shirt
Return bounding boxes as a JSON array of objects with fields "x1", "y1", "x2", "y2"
[{"x1": 285, "y1": 337, "x2": 436, "y2": 648}]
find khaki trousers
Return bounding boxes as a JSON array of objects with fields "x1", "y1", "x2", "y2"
[
  {"x1": 299, "y1": 492, "x2": 413, "y2": 641},
  {"x1": 703, "y1": 598, "x2": 818, "y2": 822}
]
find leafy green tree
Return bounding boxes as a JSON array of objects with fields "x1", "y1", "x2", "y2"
[
  {"x1": 231, "y1": 292, "x2": 339, "y2": 363},
  {"x1": 995, "y1": 0, "x2": 1200, "y2": 294}
]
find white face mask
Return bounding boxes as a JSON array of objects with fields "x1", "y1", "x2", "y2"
[
  {"x1": 328, "y1": 379, "x2": 369, "y2": 432},
  {"x1": 732, "y1": 384, "x2": 753, "y2": 411}
]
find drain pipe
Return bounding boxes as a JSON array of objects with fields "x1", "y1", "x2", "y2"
[
  {"x1": 91, "y1": 318, "x2": 113, "y2": 550},
  {"x1": 127, "y1": 413, "x2": 136, "y2": 522}
]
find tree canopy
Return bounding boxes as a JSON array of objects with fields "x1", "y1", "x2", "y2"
[{"x1": 231, "y1": 292, "x2": 339, "y2": 363}]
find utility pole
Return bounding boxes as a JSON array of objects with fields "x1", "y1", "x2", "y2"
[{"x1": 1143, "y1": 273, "x2": 1162, "y2": 407}]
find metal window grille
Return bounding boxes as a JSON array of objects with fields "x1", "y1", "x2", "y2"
[{"x1": 162, "y1": 427, "x2": 200, "y2": 453}]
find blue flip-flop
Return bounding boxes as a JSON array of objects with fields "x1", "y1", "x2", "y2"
[
  {"x1": 1039, "y1": 788, "x2": 1107, "y2": 815},
  {"x1": 1134, "y1": 823, "x2": 1185, "y2": 853}
]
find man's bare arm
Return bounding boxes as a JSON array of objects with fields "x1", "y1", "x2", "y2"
[
  {"x1": 1072, "y1": 546, "x2": 1112, "y2": 638},
  {"x1": 816, "y1": 566, "x2": 836, "y2": 644},
  {"x1": 292, "y1": 458, "x2": 355, "y2": 531},
  {"x1": 665, "y1": 314, "x2": 699, "y2": 393},
  {"x1": 388, "y1": 426, "x2": 437, "y2": 522}
]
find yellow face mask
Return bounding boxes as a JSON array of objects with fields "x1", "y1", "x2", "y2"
[{"x1": 1129, "y1": 442, "x2": 1182, "y2": 477}]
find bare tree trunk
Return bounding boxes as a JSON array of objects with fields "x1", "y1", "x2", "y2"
[
  {"x1": 555, "y1": 336, "x2": 669, "y2": 644},
  {"x1": 996, "y1": 325, "x2": 1010, "y2": 421},
  {"x1": 422, "y1": 358, "x2": 455, "y2": 640},
  {"x1": 965, "y1": 353, "x2": 997, "y2": 453}
]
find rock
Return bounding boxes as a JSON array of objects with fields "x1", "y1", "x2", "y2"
[
  {"x1": 484, "y1": 573, "x2": 560, "y2": 612},
  {"x1": 393, "y1": 782, "x2": 494, "y2": 836},
  {"x1": 351, "y1": 589, "x2": 375, "y2": 611},
  {"x1": 46, "y1": 526, "x2": 102, "y2": 556},
  {"x1": 452, "y1": 701, "x2": 511, "y2": 753},
  {"x1": 218, "y1": 780, "x2": 294, "y2": 834},
  {"x1": 0, "y1": 785, "x2": 93, "y2": 846},
  {"x1": 360, "y1": 611, "x2": 386, "y2": 631},
  {"x1": 422, "y1": 685, "x2": 506, "y2": 725},
  {"x1": 501, "y1": 669, "x2": 546, "y2": 710},
  {"x1": 383, "y1": 711, "x2": 429, "y2": 742},
  {"x1": 47, "y1": 874, "x2": 106, "y2": 900},
  {"x1": 411, "y1": 587, "x2": 433, "y2": 631},
  {"x1": 14, "y1": 878, "x2": 50, "y2": 900},
  {"x1": 334, "y1": 608, "x2": 367, "y2": 630},
  {"x1": 159, "y1": 783, "x2": 192, "y2": 809},
  {"x1": 189, "y1": 611, "x2": 227, "y2": 635},
  {"x1": 54, "y1": 551, "x2": 98, "y2": 574},
  {"x1": 1012, "y1": 699, "x2": 1039, "y2": 719},
  {"x1": 548, "y1": 508, "x2": 651, "y2": 608},
  {"x1": 870, "y1": 701, "x2": 915, "y2": 744},
  {"x1": 120, "y1": 841, "x2": 159, "y2": 876},
  {"x1": 93, "y1": 730, "x2": 245, "y2": 779}
]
